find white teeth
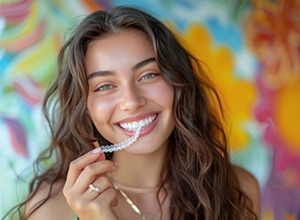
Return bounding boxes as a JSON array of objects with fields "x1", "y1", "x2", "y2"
[
  {"x1": 119, "y1": 114, "x2": 157, "y2": 131},
  {"x1": 133, "y1": 121, "x2": 139, "y2": 129},
  {"x1": 139, "y1": 120, "x2": 145, "y2": 127}
]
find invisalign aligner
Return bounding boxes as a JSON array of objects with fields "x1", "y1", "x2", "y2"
[{"x1": 100, "y1": 126, "x2": 141, "y2": 153}]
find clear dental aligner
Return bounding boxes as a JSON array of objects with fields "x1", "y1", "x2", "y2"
[{"x1": 100, "y1": 126, "x2": 141, "y2": 153}]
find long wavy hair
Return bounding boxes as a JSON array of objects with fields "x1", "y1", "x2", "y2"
[{"x1": 5, "y1": 6, "x2": 257, "y2": 220}]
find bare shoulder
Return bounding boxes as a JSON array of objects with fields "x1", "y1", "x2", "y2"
[
  {"x1": 25, "y1": 180, "x2": 75, "y2": 220},
  {"x1": 233, "y1": 165, "x2": 261, "y2": 217}
]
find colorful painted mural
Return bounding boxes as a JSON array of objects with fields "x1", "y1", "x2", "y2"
[{"x1": 0, "y1": 0, "x2": 299, "y2": 219}]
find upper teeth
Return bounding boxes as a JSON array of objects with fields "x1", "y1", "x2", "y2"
[{"x1": 119, "y1": 114, "x2": 157, "y2": 131}]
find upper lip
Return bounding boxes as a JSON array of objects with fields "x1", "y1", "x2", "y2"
[{"x1": 116, "y1": 112, "x2": 159, "y2": 124}]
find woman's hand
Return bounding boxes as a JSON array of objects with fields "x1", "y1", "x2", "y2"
[{"x1": 63, "y1": 148, "x2": 119, "y2": 220}]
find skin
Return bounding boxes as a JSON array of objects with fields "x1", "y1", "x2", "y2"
[
  {"x1": 25, "y1": 30, "x2": 261, "y2": 219},
  {"x1": 86, "y1": 30, "x2": 174, "y2": 157}
]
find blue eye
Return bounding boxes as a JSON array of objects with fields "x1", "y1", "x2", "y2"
[
  {"x1": 96, "y1": 84, "x2": 114, "y2": 92},
  {"x1": 141, "y1": 73, "x2": 159, "y2": 80}
]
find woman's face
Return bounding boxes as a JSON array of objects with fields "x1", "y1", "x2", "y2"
[{"x1": 86, "y1": 30, "x2": 174, "y2": 154}]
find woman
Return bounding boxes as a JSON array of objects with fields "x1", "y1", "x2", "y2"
[{"x1": 9, "y1": 6, "x2": 260, "y2": 220}]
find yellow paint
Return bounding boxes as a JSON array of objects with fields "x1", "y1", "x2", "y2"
[
  {"x1": 0, "y1": 0, "x2": 39, "y2": 42},
  {"x1": 183, "y1": 24, "x2": 257, "y2": 150},
  {"x1": 275, "y1": 79, "x2": 300, "y2": 151},
  {"x1": 262, "y1": 209, "x2": 274, "y2": 220},
  {"x1": 6, "y1": 34, "x2": 60, "y2": 85}
]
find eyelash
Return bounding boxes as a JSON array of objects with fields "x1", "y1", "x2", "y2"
[
  {"x1": 94, "y1": 73, "x2": 160, "y2": 92},
  {"x1": 140, "y1": 73, "x2": 160, "y2": 81},
  {"x1": 95, "y1": 84, "x2": 114, "y2": 92}
]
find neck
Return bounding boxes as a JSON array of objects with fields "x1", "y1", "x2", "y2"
[{"x1": 110, "y1": 146, "x2": 168, "y2": 188}]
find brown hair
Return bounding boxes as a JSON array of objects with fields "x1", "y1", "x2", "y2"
[{"x1": 5, "y1": 6, "x2": 257, "y2": 220}]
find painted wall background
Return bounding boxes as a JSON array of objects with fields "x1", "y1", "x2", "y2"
[{"x1": 0, "y1": 0, "x2": 299, "y2": 219}]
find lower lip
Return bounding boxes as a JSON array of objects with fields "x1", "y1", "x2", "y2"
[{"x1": 118, "y1": 114, "x2": 160, "y2": 137}]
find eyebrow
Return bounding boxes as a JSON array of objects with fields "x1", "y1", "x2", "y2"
[{"x1": 87, "y1": 57, "x2": 156, "y2": 80}]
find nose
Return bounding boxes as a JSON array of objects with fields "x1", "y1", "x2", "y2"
[{"x1": 119, "y1": 85, "x2": 147, "y2": 111}]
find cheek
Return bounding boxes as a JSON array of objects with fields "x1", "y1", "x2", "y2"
[
  {"x1": 164, "y1": 85, "x2": 174, "y2": 107},
  {"x1": 87, "y1": 95, "x2": 114, "y2": 126},
  {"x1": 148, "y1": 83, "x2": 174, "y2": 107}
]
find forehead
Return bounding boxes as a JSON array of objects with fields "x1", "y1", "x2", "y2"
[
  {"x1": 85, "y1": 30, "x2": 156, "y2": 74},
  {"x1": 87, "y1": 29, "x2": 153, "y2": 56}
]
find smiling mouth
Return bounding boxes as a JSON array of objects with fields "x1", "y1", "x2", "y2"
[{"x1": 119, "y1": 114, "x2": 158, "y2": 131}]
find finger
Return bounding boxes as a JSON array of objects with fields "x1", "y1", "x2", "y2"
[
  {"x1": 73, "y1": 188, "x2": 118, "y2": 219},
  {"x1": 64, "y1": 148, "x2": 104, "y2": 190},
  {"x1": 82, "y1": 176, "x2": 114, "y2": 200},
  {"x1": 94, "y1": 187, "x2": 118, "y2": 210},
  {"x1": 73, "y1": 159, "x2": 118, "y2": 193},
  {"x1": 96, "y1": 151, "x2": 106, "y2": 161}
]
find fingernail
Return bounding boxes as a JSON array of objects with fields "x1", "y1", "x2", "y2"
[
  {"x1": 91, "y1": 148, "x2": 102, "y2": 154},
  {"x1": 114, "y1": 162, "x2": 118, "y2": 168}
]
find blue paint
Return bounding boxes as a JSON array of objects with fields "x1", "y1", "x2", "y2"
[{"x1": 204, "y1": 17, "x2": 243, "y2": 51}]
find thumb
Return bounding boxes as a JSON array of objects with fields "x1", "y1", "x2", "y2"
[
  {"x1": 92, "y1": 142, "x2": 106, "y2": 162},
  {"x1": 94, "y1": 150, "x2": 106, "y2": 162}
]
